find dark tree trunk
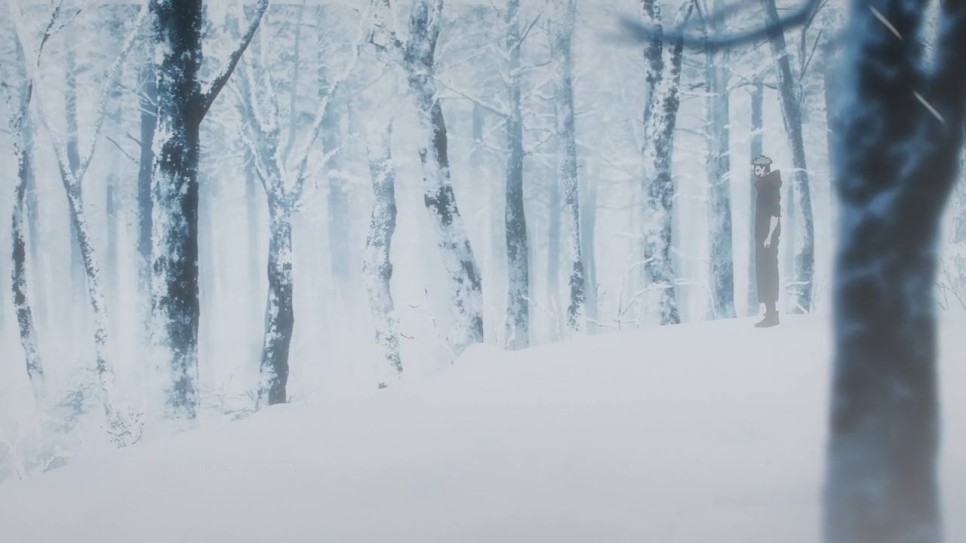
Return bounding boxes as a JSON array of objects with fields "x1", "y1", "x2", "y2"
[
  {"x1": 364, "y1": 126, "x2": 403, "y2": 387},
  {"x1": 10, "y1": 93, "x2": 45, "y2": 399},
  {"x1": 552, "y1": 0, "x2": 586, "y2": 333},
  {"x1": 258, "y1": 204, "x2": 294, "y2": 406},
  {"x1": 824, "y1": 0, "x2": 966, "y2": 541},
  {"x1": 404, "y1": 0, "x2": 484, "y2": 355},
  {"x1": 762, "y1": 0, "x2": 814, "y2": 314},
  {"x1": 705, "y1": 23, "x2": 735, "y2": 319},
  {"x1": 747, "y1": 79, "x2": 763, "y2": 315},
  {"x1": 150, "y1": 0, "x2": 204, "y2": 420},
  {"x1": 149, "y1": 0, "x2": 265, "y2": 420},
  {"x1": 504, "y1": 0, "x2": 529, "y2": 349},
  {"x1": 640, "y1": 0, "x2": 691, "y2": 326}
]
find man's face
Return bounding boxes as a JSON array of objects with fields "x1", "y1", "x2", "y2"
[{"x1": 754, "y1": 165, "x2": 766, "y2": 178}]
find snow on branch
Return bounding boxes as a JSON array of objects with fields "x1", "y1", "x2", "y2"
[
  {"x1": 621, "y1": 0, "x2": 821, "y2": 50},
  {"x1": 200, "y1": 0, "x2": 269, "y2": 117}
]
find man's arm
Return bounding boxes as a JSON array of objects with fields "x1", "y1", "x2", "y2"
[{"x1": 764, "y1": 216, "x2": 779, "y2": 247}]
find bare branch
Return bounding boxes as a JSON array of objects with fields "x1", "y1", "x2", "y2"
[
  {"x1": 436, "y1": 78, "x2": 508, "y2": 118},
  {"x1": 105, "y1": 135, "x2": 139, "y2": 164},
  {"x1": 620, "y1": 0, "x2": 820, "y2": 50},
  {"x1": 200, "y1": 0, "x2": 269, "y2": 117},
  {"x1": 76, "y1": 5, "x2": 149, "y2": 181}
]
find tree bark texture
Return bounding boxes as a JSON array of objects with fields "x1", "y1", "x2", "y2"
[
  {"x1": 9, "y1": 86, "x2": 45, "y2": 399},
  {"x1": 640, "y1": 0, "x2": 690, "y2": 326},
  {"x1": 150, "y1": 0, "x2": 204, "y2": 420},
  {"x1": 824, "y1": 0, "x2": 966, "y2": 541},
  {"x1": 258, "y1": 204, "x2": 294, "y2": 406}
]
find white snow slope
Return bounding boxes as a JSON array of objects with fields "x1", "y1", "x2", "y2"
[{"x1": 1, "y1": 313, "x2": 964, "y2": 543}]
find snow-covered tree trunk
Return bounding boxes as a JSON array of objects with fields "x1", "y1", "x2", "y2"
[
  {"x1": 56, "y1": 165, "x2": 124, "y2": 439},
  {"x1": 64, "y1": 43, "x2": 86, "y2": 311},
  {"x1": 762, "y1": 0, "x2": 814, "y2": 314},
  {"x1": 581, "y1": 166, "x2": 599, "y2": 333},
  {"x1": 8, "y1": 61, "x2": 45, "y2": 398},
  {"x1": 258, "y1": 202, "x2": 294, "y2": 407},
  {"x1": 747, "y1": 79, "x2": 762, "y2": 315},
  {"x1": 149, "y1": 0, "x2": 266, "y2": 420},
  {"x1": 546, "y1": 172, "x2": 562, "y2": 337},
  {"x1": 824, "y1": 0, "x2": 966, "y2": 540},
  {"x1": 640, "y1": 0, "x2": 690, "y2": 326},
  {"x1": 504, "y1": 0, "x2": 529, "y2": 349},
  {"x1": 552, "y1": 0, "x2": 586, "y2": 333},
  {"x1": 137, "y1": 61, "x2": 156, "y2": 300},
  {"x1": 150, "y1": 0, "x2": 204, "y2": 420},
  {"x1": 364, "y1": 125, "x2": 403, "y2": 387},
  {"x1": 705, "y1": 18, "x2": 735, "y2": 319},
  {"x1": 400, "y1": 0, "x2": 484, "y2": 354}
]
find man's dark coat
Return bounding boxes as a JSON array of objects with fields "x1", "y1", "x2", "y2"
[{"x1": 755, "y1": 170, "x2": 782, "y2": 305}]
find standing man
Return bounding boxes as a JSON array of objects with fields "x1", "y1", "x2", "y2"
[{"x1": 753, "y1": 155, "x2": 781, "y2": 327}]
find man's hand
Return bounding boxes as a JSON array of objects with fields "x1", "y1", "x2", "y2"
[{"x1": 763, "y1": 237, "x2": 772, "y2": 249}]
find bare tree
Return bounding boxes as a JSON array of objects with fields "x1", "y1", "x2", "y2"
[
  {"x1": 4, "y1": 25, "x2": 45, "y2": 401},
  {"x1": 504, "y1": 0, "x2": 530, "y2": 348},
  {"x1": 370, "y1": 0, "x2": 484, "y2": 356},
  {"x1": 234, "y1": 6, "x2": 362, "y2": 407},
  {"x1": 550, "y1": 0, "x2": 587, "y2": 332},
  {"x1": 639, "y1": 0, "x2": 692, "y2": 326},
  {"x1": 148, "y1": 0, "x2": 267, "y2": 420}
]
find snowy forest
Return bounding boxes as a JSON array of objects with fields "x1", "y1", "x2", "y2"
[{"x1": 1, "y1": 0, "x2": 965, "y2": 541}]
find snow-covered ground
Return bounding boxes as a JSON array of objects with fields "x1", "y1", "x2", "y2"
[{"x1": 1, "y1": 313, "x2": 964, "y2": 543}]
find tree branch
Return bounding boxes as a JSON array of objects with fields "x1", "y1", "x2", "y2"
[
  {"x1": 621, "y1": 0, "x2": 820, "y2": 50},
  {"x1": 200, "y1": 0, "x2": 269, "y2": 117}
]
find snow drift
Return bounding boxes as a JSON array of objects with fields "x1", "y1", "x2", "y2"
[{"x1": 1, "y1": 313, "x2": 964, "y2": 543}]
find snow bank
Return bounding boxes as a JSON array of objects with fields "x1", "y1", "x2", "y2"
[{"x1": 1, "y1": 313, "x2": 964, "y2": 543}]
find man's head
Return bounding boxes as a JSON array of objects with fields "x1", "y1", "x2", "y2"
[{"x1": 752, "y1": 155, "x2": 772, "y2": 178}]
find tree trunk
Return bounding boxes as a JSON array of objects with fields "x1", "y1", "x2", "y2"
[
  {"x1": 824, "y1": 0, "x2": 966, "y2": 541},
  {"x1": 705, "y1": 24, "x2": 735, "y2": 319},
  {"x1": 405, "y1": 0, "x2": 484, "y2": 355},
  {"x1": 150, "y1": 0, "x2": 204, "y2": 420},
  {"x1": 137, "y1": 61, "x2": 156, "y2": 303},
  {"x1": 504, "y1": 0, "x2": 529, "y2": 349},
  {"x1": 547, "y1": 171, "x2": 562, "y2": 338},
  {"x1": 641, "y1": 0, "x2": 691, "y2": 326},
  {"x1": 10, "y1": 99, "x2": 45, "y2": 400},
  {"x1": 65, "y1": 43, "x2": 87, "y2": 312},
  {"x1": 258, "y1": 203, "x2": 294, "y2": 407},
  {"x1": 762, "y1": 0, "x2": 814, "y2": 314},
  {"x1": 747, "y1": 80, "x2": 762, "y2": 315},
  {"x1": 581, "y1": 164, "x2": 599, "y2": 333},
  {"x1": 552, "y1": 0, "x2": 586, "y2": 333},
  {"x1": 364, "y1": 125, "x2": 403, "y2": 387}
]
